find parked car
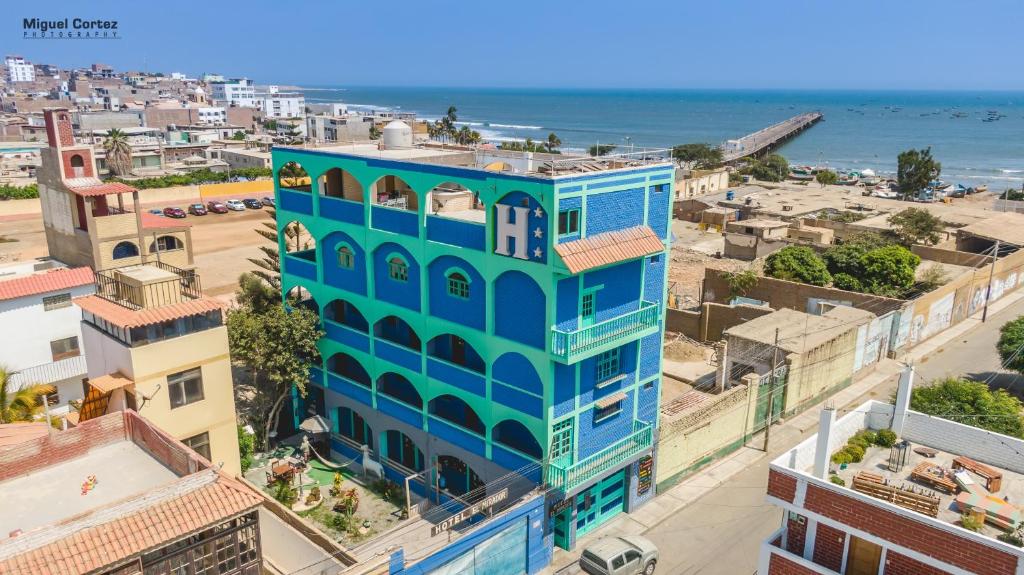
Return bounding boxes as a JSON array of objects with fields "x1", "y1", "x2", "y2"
[
  {"x1": 243, "y1": 198, "x2": 263, "y2": 209},
  {"x1": 163, "y1": 206, "x2": 186, "y2": 219},
  {"x1": 187, "y1": 203, "x2": 208, "y2": 216},
  {"x1": 261, "y1": 196, "x2": 275, "y2": 207},
  {"x1": 148, "y1": 208, "x2": 164, "y2": 216},
  {"x1": 579, "y1": 536, "x2": 658, "y2": 575},
  {"x1": 225, "y1": 199, "x2": 246, "y2": 211},
  {"x1": 206, "y1": 201, "x2": 229, "y2": 214}
]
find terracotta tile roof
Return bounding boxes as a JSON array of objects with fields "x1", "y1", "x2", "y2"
[
  {"x1": 64, "y1": 180, "x2": 138, "y2": 198},
  {"x1": 0, "y1": 423, "x2": 50, "y2": 449},
  {"x1": 87, "y1": 372, "x2": 134, "y2": 394},
  {"x1": 554, "y1": 226, "x2": 664, "y2": 274},
  {"x1": 74, "y1": 295, "x2": 224, "y2": 329},
  {"x1": 0, "y1": 267, "x2": 94, "y2": 302},
  {"x1": 141, "y1": 212, "x2": 192, "y2": 229},
  {"x1": 0, "y1": 472, "x2": 263, "y2": 575}
]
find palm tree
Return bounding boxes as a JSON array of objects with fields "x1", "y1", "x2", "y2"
[
  {"x1": 440, "y1": 106, "x2": 458, "y2": 142},
  {"x1": 103, "y1": 128, "x2": 133, "y2": 177},
  {"x1": 0, "y1": 366, "x2": 55, "y2": 424},
  {"x1": 248, "y1": 209, "x2": 310, "y2": 292},
  {"x1": 545, "y1": 132, "x2": 562, "y2": 153}
]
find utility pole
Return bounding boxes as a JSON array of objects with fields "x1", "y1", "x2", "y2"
[
  {"x1": 763, "y1": 327, "x2": 781, "y2": 451},
  {"x1": 982, "y1": 239, "x2": 1000, "y2": 323}
]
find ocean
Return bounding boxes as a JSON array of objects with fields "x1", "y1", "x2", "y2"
[{"x1": 301, "y1": 87, "x2": 1024, "y2": 190}]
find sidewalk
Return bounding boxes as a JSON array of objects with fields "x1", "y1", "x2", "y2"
[{"x1": 546, "y1": 289, "x2": 1024, "y2": 573}]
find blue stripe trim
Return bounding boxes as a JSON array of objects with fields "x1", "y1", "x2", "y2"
[{"x1": 585, "y1": 177, "x2": 647, "y2": 190}]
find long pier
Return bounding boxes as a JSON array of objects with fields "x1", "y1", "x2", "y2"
[{"x1": 722, "y1": 112, "x2": 822, "y2": 163}]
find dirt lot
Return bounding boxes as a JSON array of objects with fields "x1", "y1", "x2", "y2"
[{"x1": 667, "y1": 219, "x2": 755, "y2": 309}]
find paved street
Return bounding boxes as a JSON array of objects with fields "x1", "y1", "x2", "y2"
[{"x1": 551, "y1": 293, "x2": 1024, "y2": 575}]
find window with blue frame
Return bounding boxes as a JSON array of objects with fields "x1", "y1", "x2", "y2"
[
  {"x1": 550, "y1": 419, "x2": 573, "y2": 460},
  {"x1": 558, "y1": 208, "x2": 580, "y2": 236},
  {"x1": 388, "y1": 257, "x2": 408, "y2": 281},
  {"x1": 595, "y1": 348, "x2": 621, "y2": 383},
  {"x1": 447, "y1": 272, "x2": 469, "y2": 299},
  {"x1": 337, "y1": 245, "x2": 354, "y2": 269}
]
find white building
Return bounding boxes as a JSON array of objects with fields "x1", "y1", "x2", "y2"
[
  {"x1": 0, "y1": 261, "x2": 95, "y2": 416},
  {"x1": 259, "y1": 91, "x2": 305, "y2": 118},
  {"x1": 196, "y1": 106, "x2": 227, "y2": 125},
  {"x1": 209, "y1": 78, "x2": 257, "y2": 108},
  {"x1": 307, "y1": 114, "x2": 373, "y2": 143},
  {"x1": 5, "y1": 55, "x2": 35, "y2": 83}
]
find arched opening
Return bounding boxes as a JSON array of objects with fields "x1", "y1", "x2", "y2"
[
  {"x1": 492, "y1": 352, "x2": 543, "y2": 395},
  {"x1": 437, "y1": 455, "x2": 483, "y2": 497},
  {"x1": 324, "y1": 299, "x2": 368, "y2": 332},
  {"x1": 494, "y1": 270, "x2": 545, "y2": 349},
  {"x1": 371, "y1": 175, "x2": 418, "y2": 211},
  {"x1": 427, "y1": 334, "x2": 485, "y2": 374},
  {"x1": 426, "y1": 181, "x2": 485, "y2": 223},
  {"x1": 70, "y1": 154, "x2": 85, "y2": 168},
  {"x1": 385, "y1": 430, "x2": 424, "y2": 471},
  {"x1": 326, "y1": 352, "x2": 371, "y2": 387},
  {"x1": 493, "y1": 420, "x2": 542, "y2": 459},
  {"x1": 373, "y1": 315, "x2": 421, "y2": 351},
  {"x1": 285, "y1": 285, "x2": 319, "y2": 314},
  {"x1": 112, "y1": 241, "x2": 139, "y2": 260},
  {"x1": 281, "y1": 220, "x2": 314, "y2": 256},
  {"x1": 149, "y1": 235, "x2": 184, "y2": 253},
  {"x1": 318, "y1": 167, "x2": 363, "y2": 202},
  {"x1": 336, "y1": 406, "x2": 373, "y2": 449},
  {"x1": 377, "y1": 372, "x2": 423, "y2": 409},
  {"x1": 429, "y1": 394, "x2": 484, "y2": 435},
  {"x1": 278, "y1": 161, "x2": 311, "y2": 192}
]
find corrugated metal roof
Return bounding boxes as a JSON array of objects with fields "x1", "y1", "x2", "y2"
[
  {"x1": 0, "y1": 267, "x2": 94, "y2": 302},
  {"x1": 554, "y1": 226, "x2": 664, "y2": 274},
  {"x1": 74, "y1": 295, "x2": 224, "y2": 329}
]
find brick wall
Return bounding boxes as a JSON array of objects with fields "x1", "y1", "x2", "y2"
[
  {"x1": 811, "y1": 522, "x2": 844, "y2": 572},
  {"x1": 0, "y1": 412, "x2": 126, "y2": 482},
  {"x1": 767, "y1": 468, "x2": 797, "y2": 502},
  {"x1": 786, "y1": 514, "x2": 807, "y2": 555},
  {"x1": 803, "y1": 483, "x2": 1017, "y2": 575},
  {"x1": 61, "y1": 148, "x2": 94, "y2": 178},
  {"x1": 702, "y1": 269, "x2": 903, "y2": 315},
  {"x1": 884, "y1": 551, "x2": 952, "y2": 575},
  {"x1": 768, "y1": 553, "x2": 823, "y2": 575}
]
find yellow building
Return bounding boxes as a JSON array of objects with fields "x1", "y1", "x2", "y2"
[{"x1": 72, "y1": 264, "x2": 242, "y2": 476}]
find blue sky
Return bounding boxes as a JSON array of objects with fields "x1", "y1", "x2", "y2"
[{"x1": 11, "y1": 0, "x2": 1024, "y2": 90}]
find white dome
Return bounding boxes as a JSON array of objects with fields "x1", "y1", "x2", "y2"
[{"x1": 382, "y1": 120, "x2": 413, "y2": 148}]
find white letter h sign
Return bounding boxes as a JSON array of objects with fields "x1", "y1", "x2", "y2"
[{"x1": 494, "y1": 204, "x2": 530, "y2": 260}]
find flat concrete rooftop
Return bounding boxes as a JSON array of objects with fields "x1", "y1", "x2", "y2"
[{"x1": 0, "y1": 440, "x2": 177, "y2": 537}]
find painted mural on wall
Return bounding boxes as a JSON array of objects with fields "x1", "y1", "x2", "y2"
[
  {"x1": 910, "y1": 291, "x2": 954, "y2": 343},
  {"x1": 493, "y1": 192, "x2": 547, "y2": 264}
]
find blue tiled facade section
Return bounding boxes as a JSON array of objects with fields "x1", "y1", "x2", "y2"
[
  {"x1": 394, "y1": 496, "x2": 550, "y2": 575},
  {"x1": 643, "y1": 254, "x2": 665, "y2": 304},
  {"x1": 280, "y1": 188, "x2": 313, "y2": 215},
  {"x1": 585, "y1": 187, "x2": 644, "y2": 236},
  {"x1": 578, "y1": 389, "x2": 636, "y2": 460},
  {"x1": 284, "y1": 254, "x2": 318, "y2": 282},
  {"x1": 373, "y1": 242, "x2": 420, "y2": 312},
  {"x1": 494, "y1": 191, "x2": 548, "y2": 264},
  {"x1": 375, "y1": 339, "x2": 422, "y2": 373},
  {"x1": 646, "y1": 184, "x2": 671, "y2": 239},
  {"x1": 426, "y1": 216, "x2": 485, "y2": 251},
  {"x1": 376, "y1": 395, "x2": 424, "y2": 428},
  {"x1": 309, "y1": 366, "x2": 324, "y2": 388},
  {"x1": 553, "y1": 363, "x2": 575, "y2": 418},
  {"x1": 428, "y1": 417, "x2": 486, "y2": 458},
  {"x1": 326, "y1": 372, "x2": 373, "y2": 406},
  {"x1": 636, "y1": 376, "x2": 659, "y2": 425},
  {"x1": 555, "y1": 276, "x2": 579, "y2": 332},
  {"x1": 319, "y1": 196, "x2": 365, "y2": 225},
  {"x1": 494, "y1": 270, "x2": 545, "y2": 349},
  {"x1": 492, "y1": 352, "x2": 542, "y2": 395},
  {"x1": 557, "y1": 196, "x2": 583, "y2": 244},
  {"x1": 492, "y1": 382, "x2": 543, "y2": 418},
  {"x1": 371, "y1": 206, "x2": 419, "y2": 237},
  {"x1": 579, "y1": 340, "x2": 637, "y2": 407},
  {"x1": 492, "y1": 445, "x2": 542, "y2": 480},
  {"x1": 427, "y1": 358, "x2": 485, "y2": 397},
  {"x1": 321, "y1": 231, "x2": 367, "y2": 296},
  {"x1": 638, "y1": 332, "x2": 661, "y2": 381},
  {"x1": 626, "y1": 454, "x2": 657, "y2": 510},
  {"x1": 584, "y1": 259, "x2": 642, "y2": 323},
  {"x1": 427, "y1": 255, "x2": 485, "y2": 332},
  {"x1": 325, "y1": 321, "x2": 370, "y2": 353}
]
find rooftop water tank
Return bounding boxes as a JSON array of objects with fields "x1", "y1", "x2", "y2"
[{"x1": 382, "y1": 120, "x2": 413, "y2": 148}]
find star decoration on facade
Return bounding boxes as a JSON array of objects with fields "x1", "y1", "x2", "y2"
[
  {"x1": 533, "y1": 206, "x2": 544, "y2": 218},
  {"x1": 533, "y1": 247, "x2": 543, "y2": 259},
  {"x1": 533, "y1": 227, "x2": 544, "y2": 239}
]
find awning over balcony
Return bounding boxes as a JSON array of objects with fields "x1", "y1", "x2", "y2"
[
  {"x1": 89, "y1": 371, "x2": 134, "y2": 393},
  {"x1": 554, "y1": 226, "x2": 664, "y2": 274}
]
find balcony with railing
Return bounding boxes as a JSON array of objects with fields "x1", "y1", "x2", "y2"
[
  {"x1": 550, "y1": 300, "x2": 660, "y2": 363},
  {"x1": 546, "y1": 420, "x2": 653, "y2": 493},
  {"x1": 95, "y1": 261, "x2": 202, "y2": 310}
]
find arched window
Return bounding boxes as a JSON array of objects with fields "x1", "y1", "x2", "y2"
[
  {"x1": 493, "y1": 420, "x2": 543, "y2": 459},
  {"x1": 447, "y1": 272, "x2": 469, "y2": 299},
  {"x1": 278, "y1": 161, "x2": 310, "y2": 192},
  {"x1": 429, "y1": 394, "x2": 484, "y2": 435},
  {"x1": 388, "y1": 257, "x2": 408, "y2": 282},
  {"x1": 70, "y1": 154, "x2": 85, "y2": 168},
  {"x1": 377, "y1": 373, "x2": 423, "y2": 409},
  {"x1": 385, "y1": 430, "x2": 424, "y2": 471},
  {"x1": 149, "y1": 235, "x2": 183, "y2": 252},
  {"x1": 112, "y1": 241, "x2": 139, "y2": 260},
  {"x1": 337, "y1": 245, "x2": 354, "y2": 269},
  {"x1": 336, "y1": 406, "x2": 373, "y2": 449}
]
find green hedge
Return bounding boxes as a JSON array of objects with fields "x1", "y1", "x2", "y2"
[
  {"x1": 0, "y1": 183, "x2": 39, "y2": 200},
  {"x1": 112, "y1": 167, "x2": 273, "y2": 190}
]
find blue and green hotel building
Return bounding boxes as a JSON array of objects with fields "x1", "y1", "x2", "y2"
[{"x1": 273, "y1": 142, "x2": 673, "y2": 563}]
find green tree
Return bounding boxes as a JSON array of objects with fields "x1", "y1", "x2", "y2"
[
  {"x1": 859, "y1": 245, "x2": 921, "y2": 296},
  {"x1": 744, "y1": 154, "x2": 789, "y2": 182},
  {"x1": 227, "y1": 304, "x2": 323, "y2": 448},
  {"x1": 368, "y1": 125, "x2": 381, "y2": 140},
  {"x1": 815, "y1": 170, "x2": 838, "y2": 186},
  {"x1": 263, "y1": 120, "x2": 278, "y2": 131},
  {"x1": 0, "y1": 366, "x2": 55, "y2": 424},
  {"x1": 235, "y1": 272, "x2": 278, "y2": 315},
  {"x1": 103, "y1": 128, "x2": 133, "y2": 176},
  {"x1": 909, "y1": 377, "x2": 1024, "y2": 438},
  {"x1": 238, "y1": 424, "x2": 255, "y2": 473},
  {"x1": 545, "y1": 132, "x2": 562, "y2": 153},
  {"x1": 888, "y1": 207, "x2": 943, "y2": 246},
  {"x1": 897, "y1": 147, "x2": 941, "y2": 201},
  {"x1": 231, "y1": 130, "x2": 246, "y2": 141},
  {"x1": 822, "y1": 232, "x2": 894, "y2": 277},
  {"x1": 671, "y1": 143, "x2": 723, "y2": 169},
  {"x1": 247, "y1": 209, "x2": 308, "y2": 292},
  {"x1": 997, "y1": 316, "x2": 1024, "y2": 374},
  {"x1": 588, "y1": 144, "x2": 616, "y2": 156},
  {"x1": 764, "y1": 246, "x2": 832, "y2": 286}
]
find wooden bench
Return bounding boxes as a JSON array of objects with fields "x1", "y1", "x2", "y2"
[
  {"x1": 856, "y1": 471, "x2": 885, "y2": 485},
  {"x1": 910, "y1": 461, "x2": 957, "y2": 494},
  {"x1": 852, "y1": 474, "x2": 940, "y2": 517},
  {"x1": 953, "y1": 456, "x2": 1002, "y2": 492}
]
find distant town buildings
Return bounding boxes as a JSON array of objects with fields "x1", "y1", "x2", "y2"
[
  {"x1": 210, "y1": 77, "x2": 257, "y2": 108},
  {"x1": 5, "y1": 55, "x2": 35, "y2": 83}
]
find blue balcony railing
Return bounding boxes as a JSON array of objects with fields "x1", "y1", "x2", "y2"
[
  {"x1": 284, "y1": 251, "x2": 318, "y2": 282},
  {"x1": 320, "y1": 196, "x2": 364, "y2": 225},
  {"x1": 375, "y1": 339, "x2": 422, "y2": 372},
  {"x1": 427, "y1": 357, "x2": 485, "y2": 397},
  {"x1": 547, "y1": 420, "x2": 652, "y2": 493},
  {"x1": 325, "y1": 320, "x2": 370, "y2": 353},
  {"x1": 280, "y1": 188, "x2": 314, "y2": 215},
  {"x1": 371, "y1": 206, "x2": 418, "y2": 237},
  {"x1": 550, "y1": 301, "x2": 660, "y2": 362}
]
